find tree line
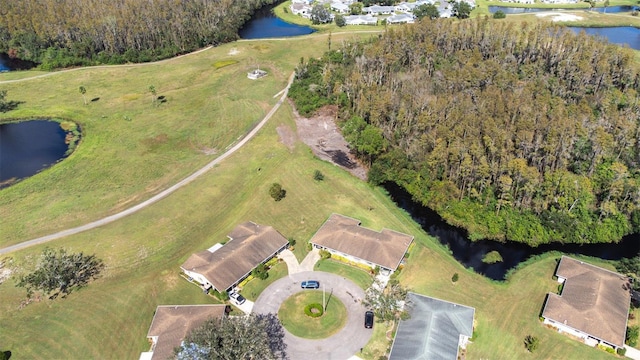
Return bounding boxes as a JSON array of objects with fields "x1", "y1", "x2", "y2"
[
  {"x1": 0, "y1": 0, "x2": 275, "y2": 69},
  {"x1": 289, "y1": 18, "x2": 640, "y2": 245}
]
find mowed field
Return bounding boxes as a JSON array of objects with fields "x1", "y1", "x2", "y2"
[{"x1": 0, "y1": 18, "x2": 629, "y2": 360}]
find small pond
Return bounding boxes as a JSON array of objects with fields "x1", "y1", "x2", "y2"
[
  {"x1": 0, "y1": 120, "x2": 69, "y2": 188},
  {"x1": 0, "y1": 53, "x2": 37, "y2": 72},
  {"x1": 569, "y1": 26, "x2": 640, "y2": 50},
  {"x1": 239, "y1": 4, "x2": 315, "y2": 39},
  {"x1": 384, "y1": 182, "x2": 640, "y2": 280},
  {"x1": 489, "y1": 5, "x2": 636, "y2": 13}
]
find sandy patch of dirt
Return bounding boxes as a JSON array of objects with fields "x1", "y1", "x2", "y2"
[
  {"x1": 536, "y1": 12, "x2": 583, "y2": 22},
  {"x1": 291, "y1": 103, "x2": 368, "y2": 181},
  {"x1": 277, "y1": 125, "x2": 296, "y2": 150},
  {"x1": 228, "y1": 48, "x2": 239, "y2": 55}
]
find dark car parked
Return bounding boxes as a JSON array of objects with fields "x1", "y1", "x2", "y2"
[
  {"x1": 365, "y1": 311, "x2": 374, "y2": 328},
  {"x1": 301, "y1": 280, "x2": 320, "y2": 289}
]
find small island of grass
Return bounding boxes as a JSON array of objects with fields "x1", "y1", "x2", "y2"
[{"x1": 278, "y1": 291, "x2": 347, "y2": 339}]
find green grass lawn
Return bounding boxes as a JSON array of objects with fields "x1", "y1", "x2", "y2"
[
  {"x1": 0, "y1": 14, "x2": 635, "y2": 360},
  {"x1": 241, "y1": 261, "x2": 289, "y2": 301},
  {"x1": 314, "y1": 259, "x2": 374, "y2": 290},
  {"x1": 278, "y1": 290, "x2": 347, "y2": 339}
]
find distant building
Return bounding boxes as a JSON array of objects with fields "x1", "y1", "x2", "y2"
[
  {"x1": 541, "y1": 256, "x2": 631, "y2": 350},
  {"x1": 247, "y1": 69, "x2": 267, "y2": 80},
  {"x1": 181, "y1": 222, "x2": 289, "y2": 292},
  {"x1": 389, "y1": 293, "x2": 475, "y2": 360},
  {"x1": 344, "y1": 14, "x2": 378, "y2": 25},
  {"x1": 140, "y1": 305, "x2": 227, "y2": 360},
  {"x1": 310, "y1": 213, "x2": 413, "y2": 274},
  {"x1": 362, "y1": 5, "x2": 396, "y2": 14},
  {"x1": 386, "y1": 13, "x2": 415, "y2": 23},
  {"x1": 290, "y1": 2, "x2": 313, "y2": 18}
]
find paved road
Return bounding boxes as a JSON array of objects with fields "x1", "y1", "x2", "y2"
[
  {"x1": 0, "y1": 72, "x2": 296, "y2": 255},
  {"x1": 253, "y1": 271, "x2": 372, "y2": 360}
]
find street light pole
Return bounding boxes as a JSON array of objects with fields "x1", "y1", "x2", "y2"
[{"x1": 323, "y1": 282, "x2": 326, "y2": 312}]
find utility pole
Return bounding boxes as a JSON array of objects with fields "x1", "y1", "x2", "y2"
[{"x1": 323, "y1": 282, "x2": 326, "y2": 311}]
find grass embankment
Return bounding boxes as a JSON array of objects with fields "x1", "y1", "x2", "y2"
[
  {"x1": 241, "y1": 261, "x2": 289, "y2": 301},
  {"x1": 278, "y1": 291, "x2": 347, "y2": 338},
  {"x1": 0, "y1": 33, "x2": 382, "y2": 249},
  {"x1": 314, "y1": 259, "x2": 374, "y2": 290}
]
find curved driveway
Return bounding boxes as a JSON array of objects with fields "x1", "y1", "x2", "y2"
[{"x1": 253, "y1": 271, "x2": 372, "y2": 360}]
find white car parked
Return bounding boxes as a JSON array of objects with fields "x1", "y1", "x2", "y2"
[{"x1": 229, "y1": 291, "x2": 246, "y2": 306}]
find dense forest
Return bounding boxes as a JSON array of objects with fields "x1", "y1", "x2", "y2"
[
  {"x1": 289, "y1": 19, "x2": 640, "y2": 245},
  {"x1": 0, "y1": 0, "x2": 275, "y2": 69}
]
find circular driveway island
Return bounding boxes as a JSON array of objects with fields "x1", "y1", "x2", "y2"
[{"x1": 252, "y1": 271, "x2": 372, "y2": 360}]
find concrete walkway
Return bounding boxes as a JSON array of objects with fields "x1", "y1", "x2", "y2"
[
  {"x1": 253, "y1": 271, "x2": 372, "y2": 360},
  {"x1": 278, "y1": 248, "x2": 321, "y2": 274},
  {"x1": 625, "y1": 345, "x2": 640, "y2": 360}
]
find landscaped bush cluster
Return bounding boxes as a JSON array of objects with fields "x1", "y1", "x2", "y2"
[
  {"x1": 319, "y1": 249, "x2": 332, "y2": 259},
  {"x1": 597, "y1": 344, "x2": 615, "y2": 354},
  {"x1": 304, "y1": 303, "x2": 324, "y2": 317}
]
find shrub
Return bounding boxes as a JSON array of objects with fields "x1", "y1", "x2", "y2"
[
  {"x1": 633, "y1": 9, "x2": 639, "y2": 16},
  {"x1": 212, "y1": 290, "x2": 229, "y2": 301},
  {"x1": 617, "y1": 347, "x2": 627, "y2": 356},
  {"x1": 288, "y1": 238, "x2": 297, "y2": 247},
  {"x1": 627, "y1": 325, "x2": 639, "y2": 346},
  {"x1": 307, "y1": 242, "x2": 313, "y2": 251},
  {"x1": 493, "y1": 10, "x2": 506, "y2": 19},
  {"x1": 252, "y1": 263, "x2": 269, "y2": 280},
  {"x1": 320, "y1": 249, "x2": 332, "y2": 259},
  {"x1": 313, "y1": 170, "x2": 325, "y2": 181},
  {"x1": 452, "y1": 273, "x2": 459, "y2": 283},
  {"x1": 304, "y1": 303, "x2": 324, "y2": 317},
  {"x1": 269, "y1": 183, "x2": 286, "y2": 201},
  {"x1": 524, "y1": 335, "x2": 539, "y2": 352}
]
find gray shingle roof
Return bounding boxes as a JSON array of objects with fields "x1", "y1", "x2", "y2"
[
  {"x1": 389, "y1": 293, "x2": 475, "y2": 360},
  {"x1": 181, "y1": 222, "x2": 288, "y2": 291},
  {"x1": 310, "y1": 213, "x2": 413, "y2": 270},
  {"x1": 541, "y1": 256, "x2": 631, "y2": 347}
]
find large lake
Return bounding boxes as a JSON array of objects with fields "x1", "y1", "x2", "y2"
[
  {"x1": 0, "y1": 120, "x2": 68, "y2": 188},
  {"x1": 570, "y1": 26, "x2": 640, "y2": 49},
  {"x1": 239, "y1": 4, "x2": 315, "y2": 39}
]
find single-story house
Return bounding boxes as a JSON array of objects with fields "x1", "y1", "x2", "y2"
[
  {"x1": 331, "y1": 1, "x2": 350, "y2": 13},
  {"x1": 290, "y1": 3, "x2": 313, "y2": 17},
  {"x1": 389, "y1": 293, "x2": 475, "y2": 360},
  {"x1": 362, "y1": 5, "x2": 395, "y2": 15},
  {"x1": 386, "y1": 13, "x2": 415, "y2": 23},
  {"x1": 310, "y1": 213, "x2": 413, "y2": 274},
  {"x1": 140, "y1": 304, "x2": 228, "y2": 360},
  {"x1": 541, "y1": 256, "x2": 631, "y2": 350},
  {"x1": 344, "y1": 14, "x2": 378, "y2": 25},
  {"x1": 181, "y1": 222, "x2": 289, "y2": 293}
]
